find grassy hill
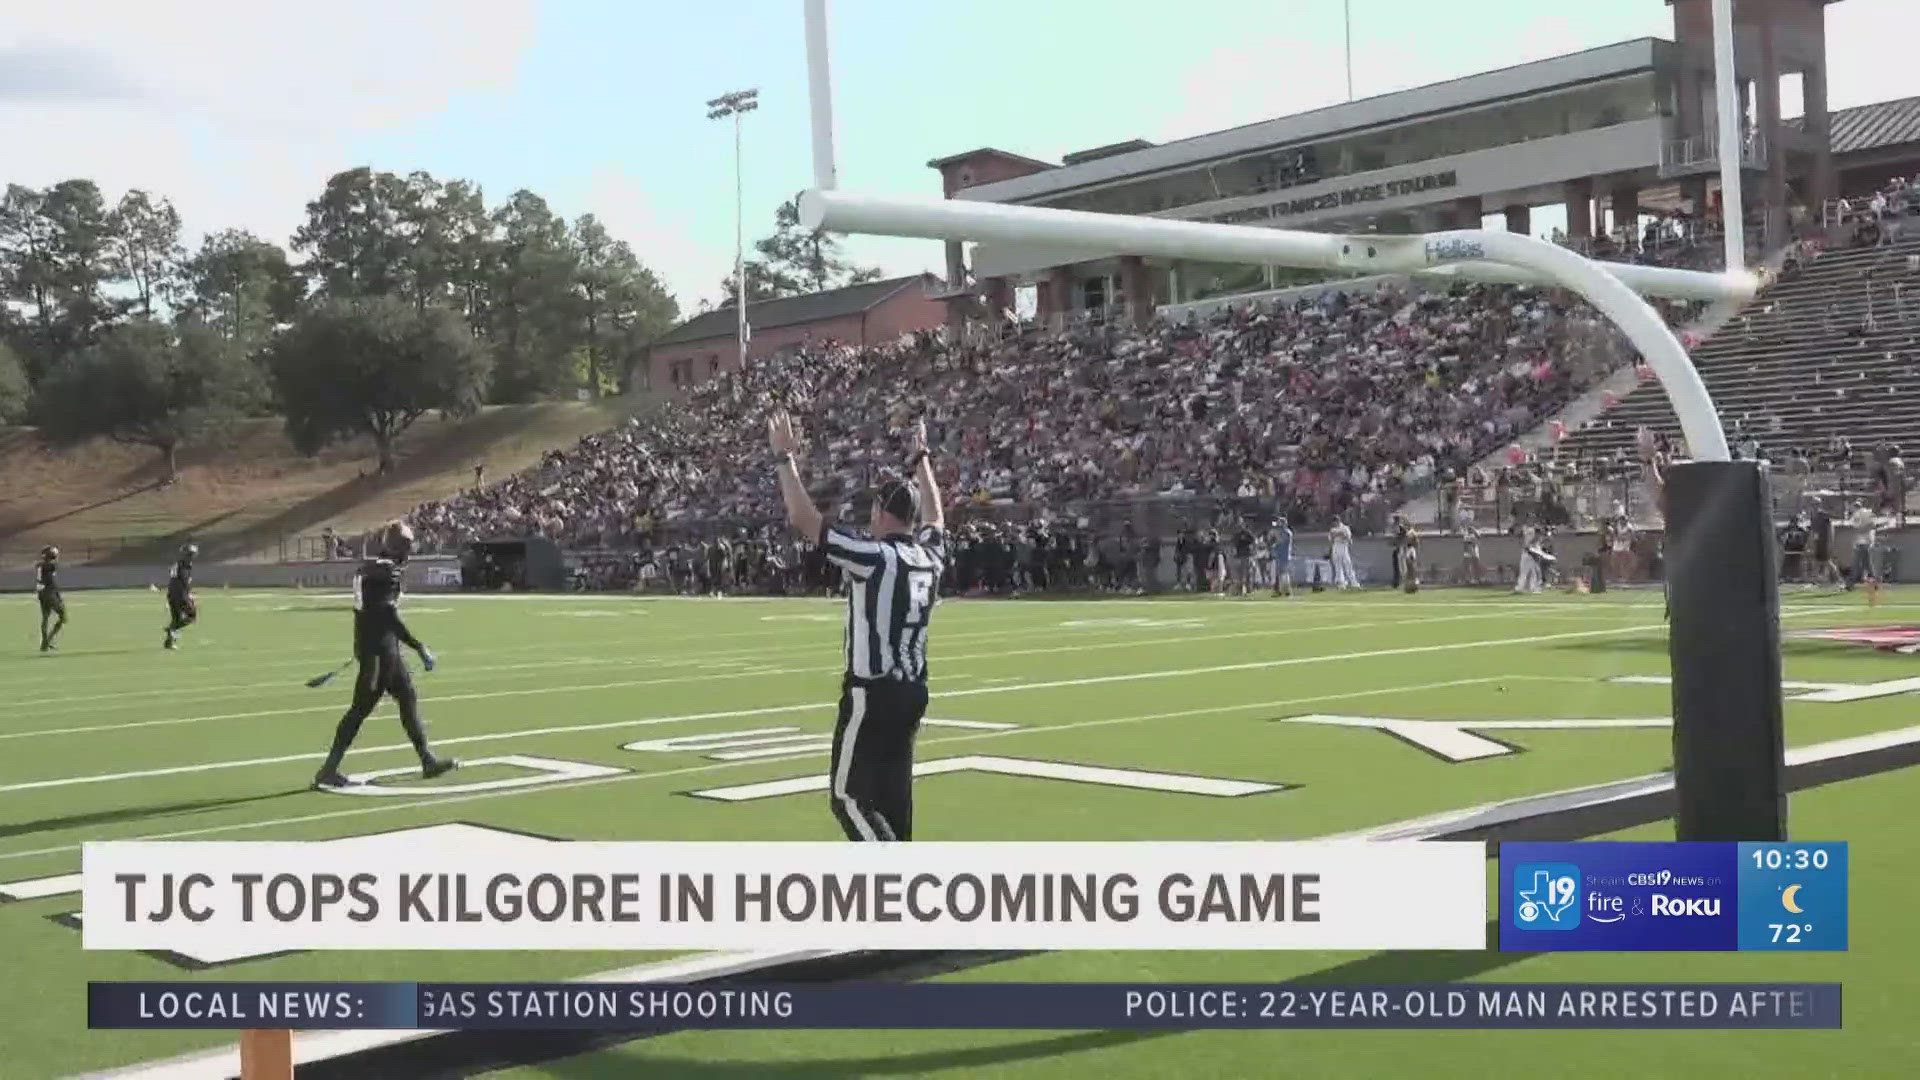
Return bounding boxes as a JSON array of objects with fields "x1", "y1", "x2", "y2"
[{"x1": 0, "y1": 400, "x2": 646, "y2": 567}]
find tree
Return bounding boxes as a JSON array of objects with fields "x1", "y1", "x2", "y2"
[
  {"x1": 107, "y1": 190, "x2": 184, "y2": 319},
  {"x1": 573, "y1": 214, "x2": 678, "y2": 396},
  {"x1": 292, "y1": 167, "x2": 413, "y2": 301},
  {"x1": 0, "y1": 185, "x2": 59, "y2": 378},
  {"x1": 38, "y1": 179, "x2": 123, "y2": 353},
  {"x1": 34, "y1": 320, "x2": 264, "y2": 481},
  {"x1": 0, "y1": 340, "x2": 28, "y2": 424},
  {"x1": 0, "y1": 180, "x2": 122, "y2": 379},
  {"x1": 719, "y1": 197, "x2": 883, "y2": 305},
  {"x1": 716, "y1": 257, "x2": 805, "y2": 307},
  {"x1": 485, "y1": 190, "x2": 581, "y2": 401},
  {"x1": 179, "y1": 229, "x2": 304, "y2": 351},
  {"x1": 269, "y1": 297, "x2": 491, "y2": 473}
]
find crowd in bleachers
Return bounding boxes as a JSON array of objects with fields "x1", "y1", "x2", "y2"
[
  {"x1": 406, "y1": 280, "x2": 1707, "y2": 561},
  {"x1": 1829, "y1": 174, "x2": 1920, "y2": 248}
]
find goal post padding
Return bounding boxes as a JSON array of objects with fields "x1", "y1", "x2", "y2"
[{"x1": 1664, "y1": 460, "x2": 1787, "y2": 841}]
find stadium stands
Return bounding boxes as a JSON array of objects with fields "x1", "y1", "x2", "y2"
[
  {"x1": 407, "y1": 280, "x2": 1703, "y2": 555},
  {"x1": 1560, "y1": 235, "x2": 1920, "y2": 468}
]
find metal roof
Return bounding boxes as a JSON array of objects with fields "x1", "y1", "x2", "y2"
[
  {"x1": 1817, "y1": 95, "x2": 1920, "y2": 156},
  {"x1": 654, "y1": 274, "x2": 930, "y2": 346}
]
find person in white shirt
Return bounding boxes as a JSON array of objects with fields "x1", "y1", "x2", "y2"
[
  {"x1": 1328, "y1": 516, "x2": 1358, "y2": 590},
  {"x1": 1514, "y1": 524, "x2": 1548, "y2": 594},
  {"x1": 1847, "y1": 502, "x2": 1879, "y2": 589}
]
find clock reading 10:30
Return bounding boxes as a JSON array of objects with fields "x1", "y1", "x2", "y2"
[{"x1": 1748, "y1": 847, "x2": 1831, "y2": 872}]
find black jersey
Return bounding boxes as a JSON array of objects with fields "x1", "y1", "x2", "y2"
[
  {"x1": 168, "y1": 556, "x2": 194, "y2": 599},
  {"x1": 1781, "y1": 524, "x2": 1810, "y2": 554},
  {"x1": 1232, "y1": 529, "x2": 1255, "y2": 557},
  {"x1": 36, "y1": 557, "x2": 58, "y2": 597},
  {"x1": 351, "y1": 558, "x2": 422, "y2": 657}
]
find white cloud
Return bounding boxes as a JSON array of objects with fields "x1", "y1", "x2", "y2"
[
  {"x1": 564, "y1": 168, "x2": 718, "y2": 314},
  {"x1": 0, "y1": 0, "x2": 535, "y2": 252}
]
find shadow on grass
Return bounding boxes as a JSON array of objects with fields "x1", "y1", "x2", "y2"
[
  {"x1": 0, "y1": 789, "x2": 304, "y2": 840},
  {"x1": 0, "y1": 480, "x2": 163, "y2": 540}
]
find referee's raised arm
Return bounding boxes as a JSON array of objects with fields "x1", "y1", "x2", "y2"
[
  {"x1": 907, "y1": 418, "x2": 944, "y2": 531},
  {"x1": 768, "y1": 411, "x2": 824, "y2": 540}
]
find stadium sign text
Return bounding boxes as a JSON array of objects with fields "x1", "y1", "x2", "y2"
[{"x1": 1264, "y1": 170, "x2": 1459, "y2": 219}]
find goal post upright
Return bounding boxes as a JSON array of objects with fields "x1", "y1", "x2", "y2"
[{"x1": 793, "y1": 7, "x2": 1788, "y2": 842}]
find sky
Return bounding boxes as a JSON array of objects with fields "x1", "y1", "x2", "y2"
[{"x1": 4, "y1": 0, "x2": 1918, "y2": 315}]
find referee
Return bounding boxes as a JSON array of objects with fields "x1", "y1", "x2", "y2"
[{"x1": 768, "y1": 411, "x2": 946, "y2": 842}]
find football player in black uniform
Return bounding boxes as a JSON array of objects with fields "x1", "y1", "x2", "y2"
[
  {"x1": 35, "y1": 546, "x2": 66, "y2": 652},
  {"x1": 312, "y1": 521, "x2": 458, "y2": 789},
  {"x1": 163, "y1": 544, "x2": 199, "y2": 650}
]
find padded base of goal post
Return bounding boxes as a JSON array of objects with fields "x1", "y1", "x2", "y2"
[
  {"x1": 1663, "y1": 460, "x2": 1787, "y2": 841},
  {"x1": 239, "y1": 1029, "x2": 293, "y2": 1080}
]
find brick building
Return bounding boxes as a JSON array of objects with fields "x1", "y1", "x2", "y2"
[{"x1": 640, "y1": 274, "x2": 946, "y2": 395}]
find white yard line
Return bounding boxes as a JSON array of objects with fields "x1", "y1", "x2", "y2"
[
  {"x1": 0, "y1": 641, "x2": 1635, "y2": 860},
  {"x1": 0, "y1": 611, "x2": 1516, "y2": 742},
  {"x1": 0, "y1": 603, "x2": 1372, "y2": 699}
]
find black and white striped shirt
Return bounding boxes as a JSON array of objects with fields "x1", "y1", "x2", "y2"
[{"x1": 821, "y1": 523, "x2": 946, "y2": 682}]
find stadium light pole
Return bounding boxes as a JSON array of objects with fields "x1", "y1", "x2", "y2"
[
  {"x1": 1711, "y1": 0, "x2": 1746, "y2": 274},
  {"x1": 1344, "y1": 0, "x2": 1355, "y2": 102},
  {"x1": 708, "y1": 88, "x2": 760, "y2": 372}
]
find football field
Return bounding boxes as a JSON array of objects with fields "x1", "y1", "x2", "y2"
[{"x1": 4, "y1": 585, "x2": 1919, "y2": 1078}]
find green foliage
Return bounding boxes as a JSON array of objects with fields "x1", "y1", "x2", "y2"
[
  {"x1": 0, "y1": 180, "x2": 122, "y2": 380},
  {"x1": 719, "y1": 197, "x2": 882, "y2": 304},
  {"x1": 106, "y1": 190, "x2": 184, "y2": 319},
  {"x1": 34, "y1": 320, "x2": 264, "y2": 479},
  {"x1": 0, "y1": 339, "x2": 27, "y2": 423},
  {"x1": 2, "y1": 167, "x2": 679, "y2": 415},
  {"x1": 178, "y1": 229, "x2": 305, "y2": 351},
  {"x1": 268, "y1": 297, "x2": 491, "y2": 473},
  {"x1": 573, "y1": 213, "x2": 678, "y2": 396}
]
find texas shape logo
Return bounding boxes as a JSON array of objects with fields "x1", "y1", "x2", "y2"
[{"x1": 1513, "y1": 863, "x2": 1582, "y2": 930}]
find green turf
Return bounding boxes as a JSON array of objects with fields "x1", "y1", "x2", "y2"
[{"x1": 2, "y1": 585, "x2": 1916, "y2": 1077}]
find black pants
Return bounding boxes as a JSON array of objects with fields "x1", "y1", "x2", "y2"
[
  {"x1": 828, "y1": 677, "x2": 928, "y2": 841},
  {"x1": 322, "y1": 648, "x2": 432, "y2": 772},
  {"x1": 166, "y1": 594, "x2": 197, "y2": 632},
  {"x1": 39, "y1": 593, "x2": 66, "y2": 649}
]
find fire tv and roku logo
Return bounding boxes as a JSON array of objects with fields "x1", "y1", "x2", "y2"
[{"x1": 1500, "y1": 843, "x2": 1742, "y2": 951}]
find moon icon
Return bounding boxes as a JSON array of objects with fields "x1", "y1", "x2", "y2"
[{"x1": 1782, "y1": 885, "x2": 1805, "y2": 914}]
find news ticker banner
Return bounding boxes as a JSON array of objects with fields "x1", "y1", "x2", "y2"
[
  {"x1": 79, "y1": 838, "x2": 1847, "y2": 954},
  {"x1": 86, "y1": 982, "x2": 1842, "y2": 1031},
  {"x1": 1499, "y1": 842, "x2": 1848, "y2": 952},
  {"x1": 80, "y1": 840, "x2": 1488, "y2": 953}
]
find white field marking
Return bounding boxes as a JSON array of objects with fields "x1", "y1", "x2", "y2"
[
  {"x1": 0, "y1": 597, "x2": 1362, "y2": 696},
  {"x1": 326, "y1": 755, "x2": 628, "y2": 796},
  {"x1": 665, "y1": 719, "x2": 1023, "y2": 763},
  {"x1": 690, "y1": 755, "x2": 1284, "y2": 801},
  {"x1": 0, "y1": 620, "x2": 1655, "y2": 787},
  {"x1": 1604, "y1": 673, "x2": 1920, "y2": 703},
  {"x1": 0, "y1": 674, "x2": 1526, "y2": 863},
  {"x1": 0, "y1": 610, "x2": 1518, "y2": 740},
  {"x1": 1280, "y1": 715, "x2": 1672, "y2": 762},
  {"x1": 0, "y1": 871, "x2": 82, "y2": 900},
  {"x1": 707, "y1": 740, "x2": 835, "y2": 761}
]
